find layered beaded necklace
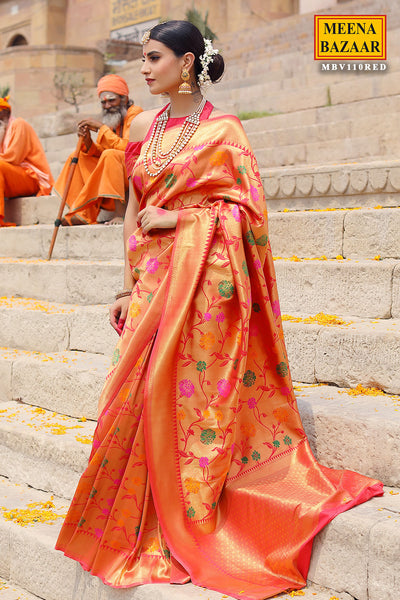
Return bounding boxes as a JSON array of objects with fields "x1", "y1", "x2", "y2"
[{"x1": 144, "y1": 97, "x2": 206, "y2": 177}]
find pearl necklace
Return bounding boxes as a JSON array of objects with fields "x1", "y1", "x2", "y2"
[{"x1": 144, "y1": 97, "x2": 206, "y2": 177}]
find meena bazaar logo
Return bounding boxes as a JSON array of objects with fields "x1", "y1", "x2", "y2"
[{"x1": 314, "y1": 15, "x2": 387, "y2": 70}]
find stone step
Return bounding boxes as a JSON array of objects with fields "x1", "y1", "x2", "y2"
[
  {"x1": 243, "y1": 96, "x2": 400, "y2": 135},
  {"x1": 1, "y1": 298, "x2": 400, "y2": 395},
  {"x1": 0, "y1": 578, "x2": 41, "y2": 600},
  {"x1": 274, "y1": 258, "x2": 400, "y2": 319},
  {"x1": 4, "y1": 195, "x2": 58, "y2": 227},
  {"x1": 0, "y1": 257, "x2": 123, "y2": 305},
  {"x1": 0, "y1": 257, "x2": 398, "y2": 319},
  {"x1": 283, "y1": 315, "x2": 400, "y2": 395},
  {"x1": 269, "y1": 207, "x2": 400, "y2": 259},
  {"x1": 295, "y1": 384, "x2": 400, "y2": 487},
  {"x1": 0, "y1": 223, "x2": 124, "y2": 260},
  {"x1": 0, "y1": 298, "x2": 116, "y2": 355},
  {"x1": 0, "y1": 480, "x2": 381, "y2": 600},
  {"x1": 0, "y1": 348, "x2": 109, "y2": 419},
  {"x1": 1, "y1": 288, "x2": 400, "y2": 388},
  {"x1": 0, "y1": 480, "x2": 399, "y2": 600},
  {"x1": 254, "y1": 136, "x2": 384, "y2": 170},
  {"x1": 211, "y1": 74, "x2": 400, "y2": 118},
  {"x1": 1, "y1": 203, "x2": 400, "y2": 263},
  {"x1": 1, "y1": 373, "x2": 399, "y2": 489},
  {"x1": 0, "y1": 401, "x2": 94, "y2": 499}
]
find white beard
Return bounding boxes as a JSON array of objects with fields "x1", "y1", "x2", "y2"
[{"x1": 101, "y1": 106, "x2": 127, "y2": 130}]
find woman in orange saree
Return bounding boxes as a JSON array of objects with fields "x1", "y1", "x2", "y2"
[{"x1": 55, "y1": 20, "x2": 383, "y2": 600}]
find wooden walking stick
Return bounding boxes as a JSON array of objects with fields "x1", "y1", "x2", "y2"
[{"x1": 47, "y1": 136, "x2": 83, "y2": 260}]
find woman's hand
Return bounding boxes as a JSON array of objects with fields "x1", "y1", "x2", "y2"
[
  {"x1": 109, "y1": 296, "x2": 131, "y2": 336},
  {"x1": 137, "y1": 206, "x2": 178, "y2": 234}
]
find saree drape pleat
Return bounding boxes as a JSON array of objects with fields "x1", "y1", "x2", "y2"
[{"x1": 56, "y1": 104, "x2": 383, "y2": 599}]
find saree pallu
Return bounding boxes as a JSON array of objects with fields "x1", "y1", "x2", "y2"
[{"x1": 56, "y1": 107, "x2": 383, "y2": 600}]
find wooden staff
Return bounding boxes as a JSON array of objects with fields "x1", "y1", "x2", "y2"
[{"x1": 47, "y1": 136, "x2": 83, "y2": 260}]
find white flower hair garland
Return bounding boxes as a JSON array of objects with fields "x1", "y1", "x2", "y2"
[{"x1": 198, "y1": 38, "x2": 219, "y2": 87}]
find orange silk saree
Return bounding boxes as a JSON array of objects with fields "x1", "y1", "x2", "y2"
[{"x1": 55, "y1": 103, "x2": 383, "y2": 599}]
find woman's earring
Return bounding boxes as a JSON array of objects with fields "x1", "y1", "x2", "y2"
[{"x1": 178, "y1": 69, "x2": 192, "y2": 94}]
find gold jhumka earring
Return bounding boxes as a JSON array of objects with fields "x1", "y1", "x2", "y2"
[{"x1": 178, "y1": 69, "x2": 191, "y2": 94}]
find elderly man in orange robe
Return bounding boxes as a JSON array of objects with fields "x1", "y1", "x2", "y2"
[
  {"x1": 54, "y1": 75, "x2": 143, "y2": 225},
  {"x1": 0, "y1": 95, "x2": 54, "y2": 227}
]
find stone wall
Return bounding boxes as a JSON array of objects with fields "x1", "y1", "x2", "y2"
[
  {"x1": 0, "y1": 0, "x2": 305, "y2": 52},
  {"x1": 0, "y1": 45, "x2": 103, "y2": 118},
  {"x1": 0, "y1": 0, "x2": 67, "y2": 50}
]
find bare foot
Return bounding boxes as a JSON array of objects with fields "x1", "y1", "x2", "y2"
[{"x1": 104, "y1": 217, "x2": 124, "y2": 225}]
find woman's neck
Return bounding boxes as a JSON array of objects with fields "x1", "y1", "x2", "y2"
[{"x1": 168, "y1": 89, "x2": 204, "y2": 118}]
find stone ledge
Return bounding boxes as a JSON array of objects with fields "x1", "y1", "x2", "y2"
[
  {"x1": 296, "y1": 384, "x2": 400, "y2": 486},
  {"x1": 0, "y1": 258, "x2": 123, "y2": 304},
  {"x1": 283, "y1": 317, "x2": 400, "y2": 395},
  {"x1": 262, "y1": 160, "x2": 400, "y2": 210},
  {"x1": 275, "y1": 258, "x2": 399, "y2": 319},
  {"x1": 0, "y1": 300, "x2": 117, "y2": 355},
  {"x1": 0, "y1": 401, "x2": 95, "y2": 498},
  {"x1": 0, "y1": 223, "x2": 124, "y2": 260},
  {"x1": 0, "y1": 348, "x2": 108, "y2": 419}
]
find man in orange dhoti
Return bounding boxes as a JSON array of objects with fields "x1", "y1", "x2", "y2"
[
  {"x1": 0, "y1": 95, "x2": 54, "y2": 227},
  {"x1": 53, "y1": 75, "x2": 143, "y2": 225}
]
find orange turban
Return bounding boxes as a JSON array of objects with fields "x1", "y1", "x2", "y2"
[
  {"x1": 97, "y1": 75, "x2": 129, "y2": 97},
  {"x1": 0, "y1": 95, "x2": 11, "y2": 110}
]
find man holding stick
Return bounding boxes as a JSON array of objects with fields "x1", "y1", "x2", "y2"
[{"x1": 54, "y1": 74, "x2": 143, "y2": 226}]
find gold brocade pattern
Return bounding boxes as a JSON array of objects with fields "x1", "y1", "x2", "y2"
[{"x1": 56, "y1": 108, "x2": 383, "y2": 599}]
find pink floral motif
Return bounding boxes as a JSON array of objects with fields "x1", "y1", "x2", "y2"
[
  {"x1": 146, "y1": 258, "x2": 159, "y2": 273},
  {"x1": 95, "y1": 528, "x2": 104, "y2": 538},
  {"x1": 216, "y1": 312, "x2": 225, "y2": 323},
  {"x1": 272, "y1": 300, "x2": 281, "y2": 317},
  {"x1": 179, "y1": 379, "x2": 195, "y2": 398},
  {"x1": 254, "y1": 259, "x2": 261, "y2": 270},
  {"x1": 128, "y1": 235, "x2": 137, "y2": 251},
  {"x1": 280, "y1": 386, "x2": 291, "y2": 396},
  {"x1": 232, "y1": 205, "x2": 241, "y2": 222},
  {"x1": 248, "y1": 397, "x2": 257, "y2": 409},
  {"x1": 217, "y1": 379, "x2": 231, "y2": 398},
  {"x1": 250, "y1": 185, "x2": 260, "y2": 202},
  {"x1": 186, "y1": 178, "x2": 197, "y2": 188},
  {"x1": 199, "y1": 457, "x2": 209, "y2": 468},
  {"x1": 204, "y1": 312, "x2": 212, "y2": 321}
]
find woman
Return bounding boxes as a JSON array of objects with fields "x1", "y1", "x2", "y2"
[{"x1": 56, "y1": 20, "x2": 383, "y2": 600}]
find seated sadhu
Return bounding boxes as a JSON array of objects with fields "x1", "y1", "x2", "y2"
[
  {"x1": 53, "y1": 75, "x2": 143, "y2": 226},
  {"x1": 0, "y1": 94, "x2": 54, "y2": 227}
]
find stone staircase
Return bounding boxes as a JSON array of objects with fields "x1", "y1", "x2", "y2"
[
  {"x1": 2, "y1": 1, "x2": 400, "y2": 598},
  {"x1": 0, "y1": 199, "x2": 399, "y2": 600}
]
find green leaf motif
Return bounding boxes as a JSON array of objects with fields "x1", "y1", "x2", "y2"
[
  {"x1": 256, "y1": 234, "x2": 268, "y2": 246},
  {"x1": 200, "y1": 429, "x2": 216, "y2": 445}
]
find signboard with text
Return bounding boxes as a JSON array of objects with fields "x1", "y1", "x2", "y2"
[{"x1": 110, "y1": 0, "x2": 161, "y2": 32}]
